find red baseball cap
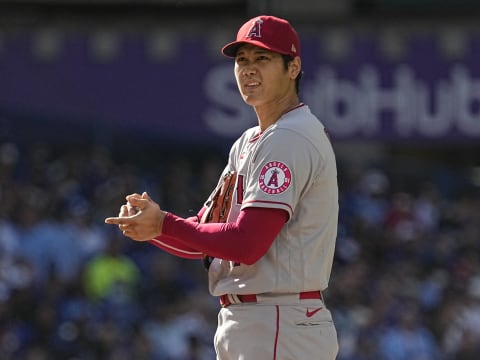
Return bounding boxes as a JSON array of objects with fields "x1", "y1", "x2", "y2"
[{"x1": 222, "y1": 15, "x2": 300, "y2": 58}]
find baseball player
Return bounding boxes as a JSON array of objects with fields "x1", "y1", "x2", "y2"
[{"x1": 106, "y1": 15, "x2": 339, "y2": 360}]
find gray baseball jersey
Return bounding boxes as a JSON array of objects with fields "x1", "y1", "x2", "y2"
[{"x1": 208, "y1": 104, "x2": 338, "y2": 297}]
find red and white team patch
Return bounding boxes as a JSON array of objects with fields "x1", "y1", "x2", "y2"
[{"x1": 259, "y1": 161, "x2": 292, "y2": 194}]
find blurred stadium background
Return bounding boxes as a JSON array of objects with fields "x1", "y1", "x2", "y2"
[{"x1": 1, "y1": 1, "x2": 480, "y2": 359}]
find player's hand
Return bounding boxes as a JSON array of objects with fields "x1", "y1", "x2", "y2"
[
  {"x1": 119, "y1": 198, "x2": 140, "y2": 217},
  {"x1": 105, "y1": 192, "x2": 165, "y2": 241}
]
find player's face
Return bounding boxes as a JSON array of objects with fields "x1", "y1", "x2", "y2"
[{"x1": 234, "y1": 45, "x2": 299, "y2": 108}]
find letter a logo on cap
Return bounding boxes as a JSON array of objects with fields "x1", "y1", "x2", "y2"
[
  {"x1": 221, "y1": 15, "x2": 301, "y2": 58},
  {"x1": 246, "y1": 18, "x2": 263, "y2": 39}
]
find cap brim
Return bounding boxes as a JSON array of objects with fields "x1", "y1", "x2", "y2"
[
  {"x1": 221, "y1": 41, "x2": 244, "y2": 57},
  {"x1": 221, "y1": 39, "x2": 287, "y2": 58}
]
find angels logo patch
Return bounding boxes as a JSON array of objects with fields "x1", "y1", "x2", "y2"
[{"x1": 259, "y1": 161, "x2": 292, "y2": 194}]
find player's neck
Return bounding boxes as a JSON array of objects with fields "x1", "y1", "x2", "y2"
[{"x1": 255, "y1": 96, "x2": 300, "y2": 131}]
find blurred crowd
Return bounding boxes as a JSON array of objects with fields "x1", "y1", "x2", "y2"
[{"x1": 0, "y1": 139, "x2": 479, "y2": 360}]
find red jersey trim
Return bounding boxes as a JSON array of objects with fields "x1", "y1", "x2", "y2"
[
  {"x1": 248, "y1": 104, "x2": 304, "y2": 144},
  {"x1": 249, "y1": 131, "x2": 263, "y2": 143},
  {"x1": 149, "y1": 238, "x2": 203, "y2": 259},
  {"x1": 283, "y1": 102, "x2": 304, "y2": 116},
  {"x1": 242, "y1": 199, "x2": 293, "y2": 215}
]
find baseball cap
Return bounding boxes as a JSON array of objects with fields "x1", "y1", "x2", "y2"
[{"x1": 222, "y1": 15, "x2": 300, "y2": 58}]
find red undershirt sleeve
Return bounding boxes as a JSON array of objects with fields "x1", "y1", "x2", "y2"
[
  {"x1": 162, "y1": 207, "x2": 288, "y2": 265},
  {"x1": 148, "y1": 207, "x2": 207, "y2": 259}
]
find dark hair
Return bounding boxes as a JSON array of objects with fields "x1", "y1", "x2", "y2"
[{"x1": 281, "y1": 54, "x2": 303, "y2": 94}]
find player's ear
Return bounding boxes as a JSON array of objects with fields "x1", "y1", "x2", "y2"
[{"x1": 289, "y1": 56, "x2": 301, "y2": 80}]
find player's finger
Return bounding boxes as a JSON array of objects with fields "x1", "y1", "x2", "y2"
[
  {"x1": 105, "y1": 216, "x2": 135, "y2": 225},
  {"x1": 119, "y1": 204, "x2": 129, "y2": 217},
  {"x1": 127, "y1": 192, "x2": 142, "y2": 197},
  {"x1": 122, "y1": 228, "x2": 135, "y2": 238},
  {"x1": 126, "y1": 196, "x2": 149, "y2": 210},
  {"x1": 126, "y1": 203, "x2": 139, "y2": 216},
  {"x1": 119, "y1": 226, "x2": 145, "y2": 241},
  {"x1": 125, "y1": 192, "x2": 142, "y2": 202}
]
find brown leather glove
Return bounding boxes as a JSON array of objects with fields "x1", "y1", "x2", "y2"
[{"x1": 200, "y1": 171, "x2": 237, "y2": 269}]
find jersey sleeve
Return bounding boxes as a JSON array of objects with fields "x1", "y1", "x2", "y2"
[{"x1": 241, "y1": 128, "x2": 320, "y2": 219}]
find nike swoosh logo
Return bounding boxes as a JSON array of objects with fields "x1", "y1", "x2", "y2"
[{"x1": 306, "y1": 307, "x2": 323, "y2": 318}]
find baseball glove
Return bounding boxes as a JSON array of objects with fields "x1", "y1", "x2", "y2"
[
  {"x1": 200, "y1": 170, "x2": 237, "y2": 224},
  {"x1": 200, "y1": 170, "x2": 237, "y2": 270}
]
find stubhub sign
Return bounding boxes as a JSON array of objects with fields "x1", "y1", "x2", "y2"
[
  {"x1": 203, "y1": 63, "x2": 480, "y2": 140},
  {"x1": 1, "y1": 31, "x2": 480, "y2": 143}
]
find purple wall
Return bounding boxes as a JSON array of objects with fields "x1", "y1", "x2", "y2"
[{"x1": 1, "y1": 30, "x2": 480, "y2": 145}]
